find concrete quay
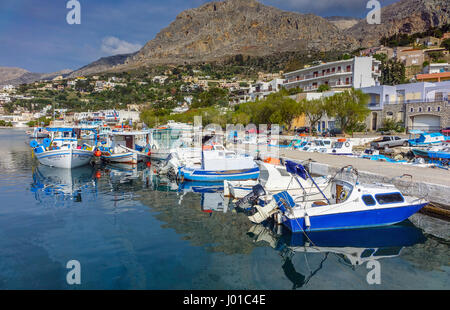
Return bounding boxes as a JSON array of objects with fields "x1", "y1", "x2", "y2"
[{"x1": 235, "y1": 144, "x2": 450, "y2": 211}]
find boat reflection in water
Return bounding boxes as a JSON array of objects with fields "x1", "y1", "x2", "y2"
[
  {"x1": 248, "y1": 222, "x2": 426, "y2": 289},
  {"x1": 177, "y1": 181, "x2": 231, "y2": 213},
  {"x1": 31, "y1": 164, "x2": 97, "y2": 203}
]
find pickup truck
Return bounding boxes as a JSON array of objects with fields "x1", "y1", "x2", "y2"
[{"x1": 370, "y1": 136, "x2": 409, "y2": 149}]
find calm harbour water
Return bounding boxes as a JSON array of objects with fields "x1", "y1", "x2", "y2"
[{"x1": 0, "y1": 128, "x2": 448, "y2": 290}]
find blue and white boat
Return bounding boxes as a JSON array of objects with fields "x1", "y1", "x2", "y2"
[
  {"x1": 97, "y1": 131, "x2": 152, "y2": 164},
  {"x1": 248, "y1": 161, "x2": 427, "y2": 232},
  {"x1": 412, "y1": 142, "x2": 450, "y2": 165},
  {"x1": 30, "y1": 127, "x2": 96, "y2": 169},
  {"x1": 408, "y1": 130, "x2": 447, "y2": 146},
  {"x1": 178, "y1": 149, "x2": 259, "y2": 182}
]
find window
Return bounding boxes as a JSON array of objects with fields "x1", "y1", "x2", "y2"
[
  {"x1": 437, "y1": 106, "x2": 441, "y2": 112},
  {"x1": 362, "y1": 195, "x2": 376, "y2": 206},
  {"x1": 410, "y1": 107, "x2": 414, "y2": 112},
  {"x1": 418, "y1": 107, "x2": 422, "y2": 112},
  {"x1": 361, "y1": 249, "x2": 376, "y2": 258},
  {"x1": 375, "y1": 193, "x2": 404, "y2": 204},
  {"x1": 427, "y1": 106, "x2": 431, "y2": 112}
]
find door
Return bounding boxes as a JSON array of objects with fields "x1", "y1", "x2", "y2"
[
  {"x1": 412, "y1": 115, "x2": 441, "y2": 131},
  {"x1": 125, "y1": 135, "x2": 134, "y2": 149}
]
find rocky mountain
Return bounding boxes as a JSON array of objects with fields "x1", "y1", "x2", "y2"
[
  {"x1": 122, "y1": 0, "x2": 357, "y2": 68},
  {"x1": 346, "y1": 0, "x2": 450, "y2": 47},
  {"x1": 326, "y1": 16, "x2": 360, "y2": 31},
  {"x1": 0, "y1": 67, "x2": 29, "y2": 85},
  {"x1": 68, "y1": 52, "x2": 136, "y2": 78},
  {"x1": 0, "y1": 67, "x2": 72, "y2": 86}
]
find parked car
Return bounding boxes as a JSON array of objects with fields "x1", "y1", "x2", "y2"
[
  {"x1": 322, "y1": 128, "x2": 343, "y2": 137},
  {"x1": 370, "y1": 136, "x2": 409, "y2": 150},
  {"x1": 295, "y1": 127, "x2": 310, "y2": 134}
]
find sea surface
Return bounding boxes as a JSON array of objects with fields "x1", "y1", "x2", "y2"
[{"x1": 0, "y1": 128, "x2": 448, "y2": 289}]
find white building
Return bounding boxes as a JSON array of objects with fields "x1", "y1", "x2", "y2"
[
  {"x1": 2, "y1": 84, "x2": 15, "y2": 92},
  {"x1": 283, "y1": 57, "x2": 381, "y2": 91},
  {"x1": 249, "y1": 78, "x2": 285, "y2": 101},
  {"x1": 0, "y1": 93, "x2": 11, "y2": 103},
  {"x1": 422, "y1": 63, "x2": 449, "y2": 74}
]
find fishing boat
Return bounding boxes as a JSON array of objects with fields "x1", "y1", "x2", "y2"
[
  {"x1": 97, "y1": 131, "x2": 153, "y2": 164},
  {"x1": 26, "y1": 127, "x2": 49, "y2": 139},
  {"x1": 412, "y1": 142, "x2": 450, "y2": 165},
  {"x1": 30, "y1": 127, "x2": 95, "y2": 169},
  {"x1": 148, "y1": 122, "x2": 199, "y2": 161},
  {"x1": 224, "y1": 158, "x2": 329, "y2": 200},
  {"x1": 318, "y1": 138, "x2": 353, "y2": 155},
  {"x1": 247, "y1": 162, "x2": 427, "y2": 232},
  {"x1": 408, "y1": 130, "x2": 447, "y2": 146},
  {"x1": 157, "y1": 144, "x2": 233, "y2": 176},
  {"x1": 81, "y1": 124, "x2": 112, "y2": 140},
  {"x1": 178, "y1": 149, "x2": 259, "y2": 182}
]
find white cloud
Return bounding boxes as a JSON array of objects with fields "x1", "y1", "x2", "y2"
[{"x1": 101, "y1": 36, "x2": 142, "y2": 55}]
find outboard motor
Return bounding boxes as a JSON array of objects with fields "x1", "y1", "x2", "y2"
[{"x1": 235, "y1": 184, "x2": 266, "y2": 209}]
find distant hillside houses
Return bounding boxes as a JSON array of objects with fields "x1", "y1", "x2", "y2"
[{"x1": 74, "y1": 109, "x2": 140, "y2": 124}]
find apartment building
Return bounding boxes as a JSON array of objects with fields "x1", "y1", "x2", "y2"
[
  {"x1": 283, "y1": 57, "x2": 381, "y2": 91},
  {"x1": 361, "y1": 81, "x2": 450, "y2": 131}
]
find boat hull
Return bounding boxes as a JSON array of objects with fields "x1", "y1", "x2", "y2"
[
  {"x1": 101, "y1": 152, "x2": 138, "y2": 164},
  {"x1": 35, "y1": 149, "x2": 93, "y2": 169},
  {"x1": 282, "y1": 203, "x2": 427, "y2": 233},
  {"x1": 180, "y1": 167, "x2": 260, "y2": 182}
]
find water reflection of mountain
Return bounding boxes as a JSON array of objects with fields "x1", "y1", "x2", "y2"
[{"x1": 248, "y1": 222, "x2": 427, "y2": 289}]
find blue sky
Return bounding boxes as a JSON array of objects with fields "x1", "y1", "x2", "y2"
[{"x1": 0, "y1": 0, "x2": 398, "y2": 73}]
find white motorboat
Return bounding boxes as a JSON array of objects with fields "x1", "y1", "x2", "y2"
[
  {"x1": 247, "y1": 162, "x2": 427, "y2": 232},
  {"x1": 224, "y1": 159, "x2": 329, "y2": 200}
]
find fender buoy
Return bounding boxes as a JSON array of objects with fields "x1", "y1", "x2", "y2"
[
  {"x1": 30, "y1": 140, "x2": 39, "y2": 148},
  {"x1": 94, "y1": 150, "x2": 102, "y2": 157},
  {"x1": 42, "y1": 138, "x2": 51, "y2": 148},
  {"x1": 151, "y1": 145, "x2": 156, "y2": 150}
]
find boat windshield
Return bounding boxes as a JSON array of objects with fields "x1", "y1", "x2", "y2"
[{"x1": 333, "y1": 142, "x2": 344, "y2": 149}]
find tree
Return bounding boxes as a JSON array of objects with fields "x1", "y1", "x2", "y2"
[
  {"x1": 300, "y1": 98, "x2": 328, "y2": 135},
  {"x1": 317, "y1": 84, "x2": 330, "y2": 92},
  {"x1": 265, "y1": 92, "x2": 302, "y2": 130},
  {"x1": 428, "y1": 51, "x2": 444, "y2": 62},
  {"x1": 441, "y1": 38, "x2": 450, "y2": 51},
  {"x1": 326, "y1": 88, "x2": 370, "y2": 134},
  {"x1": 379, "y1": 59, "x2": 406, "y2": 85}
]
